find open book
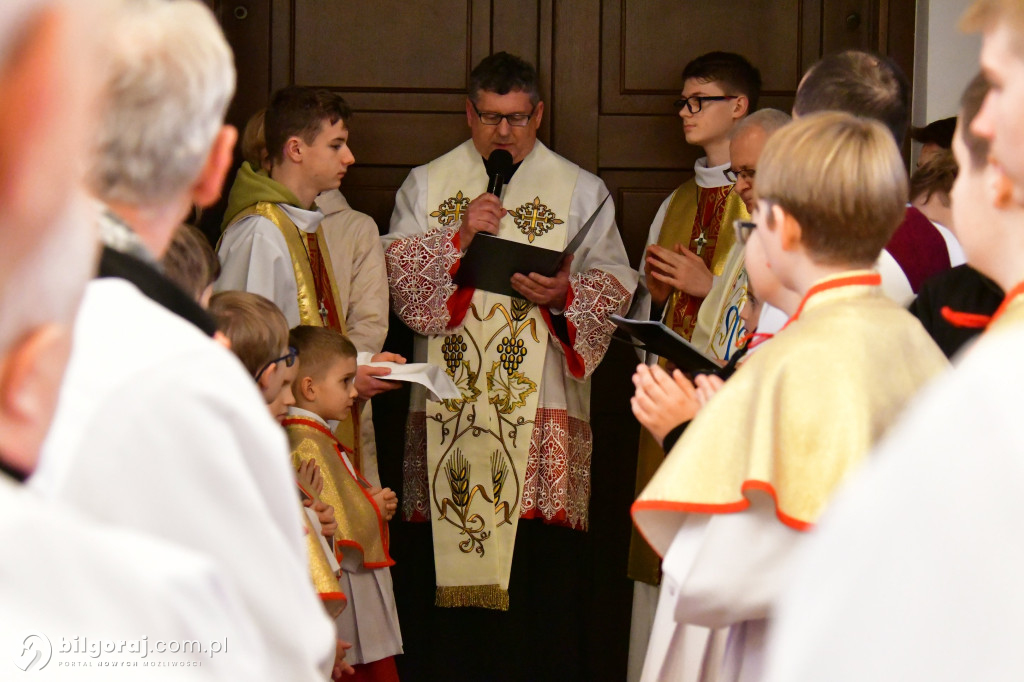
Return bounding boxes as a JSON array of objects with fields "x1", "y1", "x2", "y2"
[
  {"x1": 453, "y1": 194, "x2": 610, "y2": 297},
  {"x1": 610, "y1": 314, "x2": 722, "y2": 373}
]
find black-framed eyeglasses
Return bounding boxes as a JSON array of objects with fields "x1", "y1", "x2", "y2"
[
  {"x1": 674, "y1": 95, "x2": 739, "y2": 114},
  {"x1": 733, "y1": 219, "x2": 757, "y2": 246},
  {"x1": 470, "y1": 100, "x2": 535, "y2": 127},
  {"x1": 254, "y1": 346, "x2": 299, "y2": 383},
  {"x1": 724, "y1": 167, "x2": 756, "y2": 183}
]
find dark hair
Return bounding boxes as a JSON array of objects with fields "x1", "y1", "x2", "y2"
[
  {"x1": 909, "y1": 150, "x2": 957, "y2": 206},
  {"x1": 910, "y1": 117, "x2": 957, "y2": 148},
  {"x1": 959, "y1": 73, "x2": 991, "y2": 170},
  {"x1": 682, "y1": 52, "x2": 762, "y2": 111},
  {"x1": 289, "y1": 325, "x2": 357, "y2": 381},
  {"x1": 794, "y1": 50, "x2": 910, "y2": 146},
  {"x1": 469, "y1": 52, "x2": 540, "y2": 104},
  {"x1": 161, "y1": 223, "x2": 221, "y2": 302},
  {"x1": 265, "y1": 86, "x2": 352, "y2": 165}
]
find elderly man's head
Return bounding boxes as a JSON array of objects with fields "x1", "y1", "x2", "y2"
[
  {"x1": 88, "y1": 0, "x2": 237, "y2": 256},
  {"x1": 727, "y1": 108, "x2": 791, "y2": 213},
  {"x1": 0, "y1": 0, "x2": 107, "y2": 475}
]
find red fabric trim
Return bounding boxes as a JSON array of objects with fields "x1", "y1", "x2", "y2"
[
  {"x1": 445, "y1": 230, "x2": 475, "y2": 329},
  {"x1": 540, "y1": 285, "x2": 586, "y2": 378},
  {"x1": 349, "y1": 657, "x2": 399, "y2": 682},
  {"x1": 987, "y1": 280, "x2": 1024, "y2": 328},
  {"x1": 738, "y1": 332, "x2": 773, "y2": 349},
  {"x1": 941, "y1": 306, "x2": 992, "y2": 329},
  {"x1": 782, "y1": 272, "x2": 882, "y2": 332},
  {"x1": 631, "y1": 479, "x2": 813, "y2": 557},
  {"x1": 884, "y1": 206, "x2": 952, "y2": 293},
  {"x1": 284, "y1": 417, "x2": 395, "y2": 568},
  {"x1": 319, "y1": 592, "x2": 347, "y2": 603}
]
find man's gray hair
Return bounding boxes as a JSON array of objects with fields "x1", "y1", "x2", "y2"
[
  {"x1": 89, "y1": 0, "x2": 236, "y2": 206},
  {"x1": 731, "y1": 108, "x2": 792, "y2": 139}
]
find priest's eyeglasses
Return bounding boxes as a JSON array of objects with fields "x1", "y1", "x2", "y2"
[
  {"x1": 254, "y1": 346, "x2": 299, "y2": 382},
  {"x1": 471, "y1": 101, "x2": 535, "y2": 127},
  {"x1": 674, "y1": 95, "x2": 739, "y2": 114},
  {"x1": 724, "y1": 167, "x2": 756, "y2": 183},
  {"x1": 733, "y1": 219, "x2": 757, "y2": 246}
]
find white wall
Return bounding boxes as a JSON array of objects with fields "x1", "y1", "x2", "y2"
[{"x1": 913, "y1": 0, "x2": 981, "y2": 126}]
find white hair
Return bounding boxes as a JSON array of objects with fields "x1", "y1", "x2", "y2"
[
  {"x1": 732, "y1": 108, "x2": 792, "y2": 139},
  {"x1": 89, "y1": 0, "x2": 236, "y2": 206}
]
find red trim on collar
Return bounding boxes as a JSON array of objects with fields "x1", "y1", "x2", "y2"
[{"x1": 782, "y1": 272, "x2": 882, "y2": 332}]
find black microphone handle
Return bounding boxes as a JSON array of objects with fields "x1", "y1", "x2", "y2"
[{"x1": 487, "y1": 173, "x2": 505, "y2": 196}]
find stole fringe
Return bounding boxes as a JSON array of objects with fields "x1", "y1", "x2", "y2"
[{"x1": 435, "y1": 584, "x2": 509, "y2": 611}]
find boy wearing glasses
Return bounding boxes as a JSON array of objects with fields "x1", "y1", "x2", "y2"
[
  {"x1": 217, "y1": 86, "x2": 405, "y2": 485},
  {"x1": 632, "y1": 112, "x2": 947, "y2": 682},
  {"x1": 384, "y1": 51, "x2": 634, "y2": 679}
]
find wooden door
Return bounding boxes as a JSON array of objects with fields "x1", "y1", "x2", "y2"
[{"x1": 211, "y1": 2, "x2": 915, "y2": 679}]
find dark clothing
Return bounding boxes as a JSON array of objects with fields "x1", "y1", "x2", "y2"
[
  {"x1": 909, "y1": 264, "x2": 1003, "y2": 358},
  {"x1": 98, "y1": 246, "x2": 219, "y2": 337}
]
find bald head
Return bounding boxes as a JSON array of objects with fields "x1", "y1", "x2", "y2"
[{"x1": 729, "y1": 108, "x2": 792, "y2": 212}]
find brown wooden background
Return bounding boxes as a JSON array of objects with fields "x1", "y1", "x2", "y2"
[{"x1": 204, "y1": 2, "x2": 915, "y2": 679}]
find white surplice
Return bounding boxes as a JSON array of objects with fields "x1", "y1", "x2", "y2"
[
  {"x1": 0, "y1": 472, "x2": 269, "y2": 680},
  {"x1": 764, "y1": 319, "x2": 1024, "y2": 682},
  {"x1": 34, "y1": 279, "x2": 336, "y2": 681}
]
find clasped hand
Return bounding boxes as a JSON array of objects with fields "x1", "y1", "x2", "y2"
[{"x1": 644, "y1": 244, "x2": 713, "y2": 307}]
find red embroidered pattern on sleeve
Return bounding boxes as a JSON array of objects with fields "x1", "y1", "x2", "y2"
[
  {"x1": 385, "y1": 226, "x2": 461, "y2": 335},
  {"x1": 564, "y1": 270, "x2": 632, "y2": 378},
  {"x1": 520, "y1": 408, "x2": 593, "y2": 530}
]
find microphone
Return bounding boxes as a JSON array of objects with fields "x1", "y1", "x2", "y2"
[{"x1": 486, "y1": 149, "x2": 515, "y2": 196}]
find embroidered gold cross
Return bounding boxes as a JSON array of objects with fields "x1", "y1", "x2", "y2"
[
  {"x1": 511, "y1": 196, "x2": 564, "y2": 243},
  {"x1": 430, "y1": 191, "x2": 470, "y2": 227}
]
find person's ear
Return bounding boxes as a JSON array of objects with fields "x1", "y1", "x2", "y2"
[
  {"x1": 733, "y1": 95, "x2": 749, "y2": 119},
  {"x1": 284, "y1": 136, "x2": 304, "y2": 164},
  {"x1": 191, "y1": 125, "x2": 238, "y2": 209},
  {"x1": 465, "y1": 98, "x2": 475, "y2": 128},
  {"x1": 298, "y1": 375, "x2": 316, "y2": 402},
  {"x1": 257, "y1": 361, "x2": 277, "y2": 392},
  {"x1": 777, "y1": 207, "x2": 803, "y2": 252},
  {"x1": 532, "y1": 100, "x2": 545, "y2": 129},
  {"x1": 0, "y1": 325, "x2": 72, "y2": 476}
]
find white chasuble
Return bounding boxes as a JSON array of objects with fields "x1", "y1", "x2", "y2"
[{"x1": 425, "y1": 141, "x2": 578, "y2": 609}]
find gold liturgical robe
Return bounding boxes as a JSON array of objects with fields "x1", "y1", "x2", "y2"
[
  {"x1": 633, "y1": 272, "x2": 948, "y2": 555},
  {"x1": 285, "y1": 417, "x2": 393, "y2": 570}
]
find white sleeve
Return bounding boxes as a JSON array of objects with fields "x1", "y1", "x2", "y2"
[
  {"x1": 663, "y1": 489, "x2": 803, "y2": 630},
  {"x1": 384, "y1": 164, "x2": 429, "y2": 245},
  {"x1": 54, "y1": 357, "x2": 336, "y2": 681},
  {"x1": 216, "y1": 215, "x2": 302, "y2": 327},
  {"x1": 875, "y1": 248, "x2": 915, "y2": 308},
  {"x1": 629, "y1": 193, "x2": 673, "y2": 321}
]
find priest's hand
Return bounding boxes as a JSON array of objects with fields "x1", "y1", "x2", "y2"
[
  {"x1": 459, "y1": 192, "x2": 506, "y2": 250},
  {"x1": 297, "y1": 458, "x2": 324, "y2": 495},
  {"x1": 644, "y1": 245, "x2": 674, "y2": 308},
  {"x1": 355, "y1": 352, "x2": 407, "y2": 400},
  {"x1": 646, "y1": 243, "x2": 713, "y2": 300},
  {"x1": 630, "y1": 363, "x2": 700, "y2": 447},
  {"x1": 694, "y1": 373, "x2": 725, "y2": 408},
  {"x1": 511, "y1": 254, "x2": 572, "y2": 310},
  {"x1": 370, "y1": 486, "x2": 399, "y2": 521},
  {"x1": 332, "y1": 639, "x2": 354, "y2": 679}
]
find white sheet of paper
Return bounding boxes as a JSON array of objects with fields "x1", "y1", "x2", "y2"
[{"x1": 365, "y1": 361, "x2": 460, "y2": 401}]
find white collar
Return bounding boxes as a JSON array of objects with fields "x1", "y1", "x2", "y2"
[
  {"x1": 279, "y1": 204, "x2": 324, "y2": 234},
  {"x1": 287, "y1": 405, "x2": 330, "y2": 428},
  {"x1": 693, "y1": 156, "x2": 733, "y2": 190}
]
